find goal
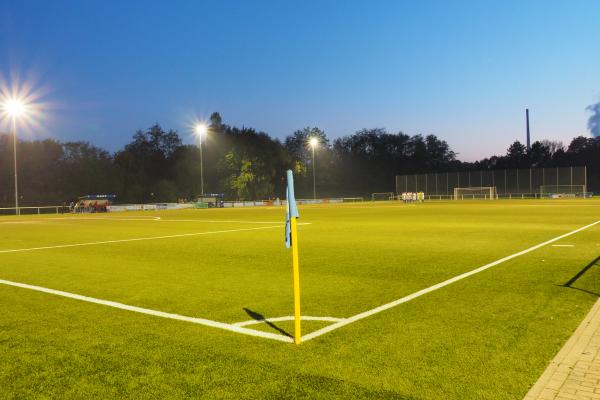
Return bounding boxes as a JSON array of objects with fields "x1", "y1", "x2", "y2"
[
  {"x1": 342, "y1": 197, "x2": 364, "y2": 202},
  {"x1": 371, "y1": 192, "x2": 395, "y2": 201},
  {"x1": 540, "y1": 185, "x2": 586, "y2": 197},
  {"x1": 453, "y1": 187, "x2": 497, "y2": 200}
]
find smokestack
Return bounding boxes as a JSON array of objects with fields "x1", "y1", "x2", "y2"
[{"x1": 526, "y1": 108, "x2": 531, "y2": 151}]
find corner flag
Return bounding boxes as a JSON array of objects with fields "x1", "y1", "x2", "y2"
[
  {"x1": 285, "y1": 170, "x2": 302, "y2": 344},
  {"x1": 285, "y1": 170, "x2": 299, "y2": 248}
]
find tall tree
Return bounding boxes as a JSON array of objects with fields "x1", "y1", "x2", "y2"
[
  {"x1": 284, "y1": 127, "x2": 329, "y2": 165},
  {"x1": 505, "y1": 140, "x2": 528, "y2": 168},
  {"x1": 2, "y1": 118, "x2": 599, "y2": 207},
  {"x1": 60, "y1": 141, "x2": 114, "y2": 201},
  {"x1": 529, "y1": 141, "x2": 552, "y2": 167},
  {"x1": 114, "y1": 124, "x2": 182, "y2": 202}
]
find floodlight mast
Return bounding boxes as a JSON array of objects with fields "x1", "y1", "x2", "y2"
[
  {"x1": 309, "y1": 137, "x2": 318, "y2": 200},
  {"x1": 195, "y1": 123, "x2": 208, "y2": 195},
  {"x1": 4, "y1": 99, "x2": 25, "y2": 216},
  {"x1": 12, "y1": 115, "x2": 19, "y2": 215}
]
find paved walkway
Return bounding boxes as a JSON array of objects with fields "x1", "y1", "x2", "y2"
[{"x1": 525, "y1": 297, "x2": 600, "y2": 400}]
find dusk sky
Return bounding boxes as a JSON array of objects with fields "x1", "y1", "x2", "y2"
[{"x1": 1, "y1": 0, "x2": 599, "y2": 161}]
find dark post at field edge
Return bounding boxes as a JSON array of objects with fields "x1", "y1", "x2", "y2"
[{"x1": 526, "y1": 108, "x2": 531, "y2": 152}]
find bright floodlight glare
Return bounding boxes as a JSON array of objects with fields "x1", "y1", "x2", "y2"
[
  {"x1": 309, "y1": 137, "x2": 318, "y2": 147},
  {"x1": 195, "y1": 123, "x2": 208, "y2": 136},
  {"x1": 4, "y1": 99, "x2": 25, "y2": 117}
]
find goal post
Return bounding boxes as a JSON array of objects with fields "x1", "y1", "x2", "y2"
[
  {"x1": 371, "y1": 192, "x2": 395, "y2": 201},
  {"x1": 453, "y1": 187, "x2": 497, "y2": 200},
  {"x1": 539, "y1": 185, "x2": 586, "y2": 196}
]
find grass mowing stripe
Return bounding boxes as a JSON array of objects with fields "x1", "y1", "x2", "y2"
[
  {"x1": 302, "y1": 219, "x2": 600, "y2": 342},
  {"x1": 0, "y1": 278, "x2": 293, "y2": 343},
  {"x1": 1, "y1": 201, "x2": 599, "y2": 398},
  {"x1": 0, "y1": 225, "x2": 283, "y2": 253}
]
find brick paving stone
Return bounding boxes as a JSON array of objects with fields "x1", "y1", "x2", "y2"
[{"x1": 525, "y1": 298, "x2": 600, "y2": 400}]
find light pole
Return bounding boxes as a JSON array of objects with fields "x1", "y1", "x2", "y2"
[
  {"x1": 309, "y1": 137, "x2": 318, "y2": 200},
  {"x1": 195, "y1": 123, "x2": 208, "y2": 195},
  {"x1": 12, "y1": 115, "x2": 18, "y2": 215},
  {"x1": 3, "y1": 99, "x2": 25, "y2": 216}
]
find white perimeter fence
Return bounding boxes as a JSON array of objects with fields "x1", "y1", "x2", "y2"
[
  {"x1": 0, "y1": 197, "x2": 363, "y2": 215},
  {"x1": 0, "y1": 206, "x2": 69, "y2": 216},
  {"x1": 2, "y1": 192, "x2": 594, "y2": 216},
  {"x1": 422, "y1": 192, "x2": 594, "y2": 200}
]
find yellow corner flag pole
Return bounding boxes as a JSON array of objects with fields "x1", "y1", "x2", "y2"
[
  {"x1": 285, "y1": 169, "x2": 301, "y2": 345},
  {"x1": 290, "y1": 216, "x2": 301, "y2": 344}
]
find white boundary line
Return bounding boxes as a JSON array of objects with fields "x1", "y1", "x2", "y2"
[
  {"x1": 155, "y1": 220, "x2": 312, "y2": 225},
  {"x1": 157, "y1": 219, "x2": 284, "y2": 224},
  {"x1": 64, "y1": 216, "x2": 162, "y2": 221},
  {"x1": 0, "y1": 221, "x2": 46, "y2": 225},
  {"x1": 552, "y1": 244, "x2": 574, "y2": 247},
  {"x1": 7, "y1": 216, "x2": 290, "y2": 224},
  {"x1": 0, "y1": 278, "x2": 293, "y2": 343},
  {"x1": 34, "y1": 216, "x2": 162, "y2": 221},
  {"x1": 233, "y1": 316, "x2": 344, "y2": 327},
  {"x1": 0, "y1": 225, "x2": 283, "y2": 254},
  {"x1": 1, "y1": 219, "x2": 597, "y2": 344},
  {"x1": 28, "y1": 217, "x2": 312, "y2": 225},
  {"x1": 301, "y1": 220, "x2": 600, "y2": 342}
]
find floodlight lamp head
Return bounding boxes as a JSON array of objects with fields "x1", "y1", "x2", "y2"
[
  {"x1": 195, "y1": 123, "x2": 208, "y2": 137},
  {"x1": 3, "y1": 99, "x2": 25, "y2": 118},
  {"x1": 309, "y1": 137, "x2": 318, "y2": 148}
]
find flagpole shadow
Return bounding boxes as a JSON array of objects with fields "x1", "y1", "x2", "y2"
[
  {"x1": 243, "y1": 308, "x2": 293, "y2": 338},
  {"x1": 560, "y1": 255, "x2": 600, "y2": 297}
]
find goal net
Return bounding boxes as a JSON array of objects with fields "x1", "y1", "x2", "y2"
[
  {"x1": 342, "y1": 197, "x2": 364, "y2": 202},
  {"x1": 539, "y1": 185, "x2": 586, "y2": 197},
  {"x1": 453, "y1": 187, "x2": 497, "y2": 200},
  {"x1": 371, "y1": 192, "x2": 395, "y2": 201}
]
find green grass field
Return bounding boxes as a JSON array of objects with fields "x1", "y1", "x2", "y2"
[{"x1": 1, "y1": 199, "x2": 599, "y2": 399}]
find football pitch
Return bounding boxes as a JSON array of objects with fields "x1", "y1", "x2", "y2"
[{"x1": 1, "y1": 199, "x2": 599, "y2": 399}]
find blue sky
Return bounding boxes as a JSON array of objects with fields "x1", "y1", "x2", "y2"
[{"x1": 1, "y1": 0, "x2": 599, "y2": 160}]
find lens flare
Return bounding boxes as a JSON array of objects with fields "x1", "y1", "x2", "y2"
[
  {"x1": 0, "y1": 74, "x2": 48, "y2": 135},
  {"x1": 3, "y1": 99, "x2": 25, "y2": 117},
  {"x1": 195, "y1": 123, "x2": 208, "y2": 137}
]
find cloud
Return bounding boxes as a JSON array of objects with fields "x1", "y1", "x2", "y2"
[{"x1": 587, "y1": 101, "x2": 600, "y2": 137}]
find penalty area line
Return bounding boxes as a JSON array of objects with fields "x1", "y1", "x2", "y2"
[
  {"x1": 0, "y1": 225, "x2": 284, "y2": 254},
  {"x1": 0, "y1": 278, "x2": 293, "y2": 343},
  {"x1": 302, "y1": 219, "x2": 600, "y2": 342}
]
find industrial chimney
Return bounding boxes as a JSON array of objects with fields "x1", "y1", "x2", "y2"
[{"x1": 526, "y1": 108, "x2": 531, "y2": 151}]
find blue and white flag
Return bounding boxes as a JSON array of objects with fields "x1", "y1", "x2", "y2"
[{"x1": 285, "y1": 169, "x2": 299, "y2": 248}]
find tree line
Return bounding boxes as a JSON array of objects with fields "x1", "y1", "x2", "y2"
[{"x1": 0, "y1": 112, "x2": 598, "y2": 206}]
